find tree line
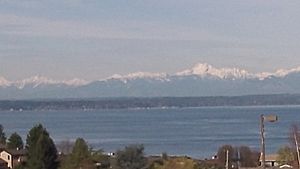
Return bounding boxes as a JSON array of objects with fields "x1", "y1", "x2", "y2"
[
  {"x1": 2, "y1": 123, "x2": 251, "y2": 169},
  {"x1": 0, "y1": 124, "x2": 148, "y2": 169},
  {"x1": 1, "y1": 94, "x2": 300, "y2": 111},
  {"x1": 0, "y1": 125, "x2": 24, "y2": 150}
]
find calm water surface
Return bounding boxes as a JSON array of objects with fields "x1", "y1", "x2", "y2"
[{"x1": 0, "y1": 106, "x2": 299, "y2": 158}]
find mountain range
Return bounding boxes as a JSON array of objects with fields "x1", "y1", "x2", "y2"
[{"x1": 1, "y1": 63, "x2": 300, "y2": 99}]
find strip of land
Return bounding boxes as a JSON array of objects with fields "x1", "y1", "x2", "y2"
[{"x1": 0, "y1": 94, "x2": 300, "y2": 111}]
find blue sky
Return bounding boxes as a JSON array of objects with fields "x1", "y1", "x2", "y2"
[{"x1": 1, "y1": 0, "x2": 300, "y2": 81}]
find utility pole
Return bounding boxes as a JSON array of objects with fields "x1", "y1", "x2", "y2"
[
  {"x1": 237, "y1": 147, "x2": 240, "y2": 169},
  {"x1": 260, "y1": 114, "x2": 278, "y2": 169},
  {"x1": 294, "y1": 132, "x2": 300, "y2": 169},
  {"x1": 225, "y1": 149, "x2": 229, "y2": 169},
  {"x1": 260, "y1": 114, "x2": 266, "y2": 169}
]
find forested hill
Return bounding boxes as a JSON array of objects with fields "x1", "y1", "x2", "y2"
[{"x1": 0, "y1": 94, "x2": 300, "y2": 111}]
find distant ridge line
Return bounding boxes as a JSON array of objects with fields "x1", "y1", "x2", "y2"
[{"x1": 1, "y1": 94, "x2": 300, "y2": 111}]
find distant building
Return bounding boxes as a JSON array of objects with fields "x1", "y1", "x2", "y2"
[
  {"x1": 260, "y1": 154, "x2": 279, "y2": 167},
  {"x1": 279, "y1": 164, "x2": 293, "y2": 169}
]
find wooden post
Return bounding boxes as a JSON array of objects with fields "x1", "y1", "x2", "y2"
[
  {"x1": 294, "y1": 133, "x2": 300, "y2": 169},
  {"x1": 226, "y1": 149, "x2": 229, "y2": 169}
]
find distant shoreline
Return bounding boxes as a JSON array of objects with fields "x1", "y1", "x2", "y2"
[{"x1": 1, "y1": 94, "x2": 300, "y2": 111}]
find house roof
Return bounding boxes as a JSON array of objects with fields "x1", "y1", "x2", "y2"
[
  {"x1": 260, "y1": 154, "x2": 278, "y2": 162},
  {"x1": 3, "y1": 149, "x2": 27, "y2": 156}
]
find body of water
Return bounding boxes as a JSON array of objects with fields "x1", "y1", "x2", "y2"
[{"x1": 0, "y1": 106, "x2": 299, "y2": 158}]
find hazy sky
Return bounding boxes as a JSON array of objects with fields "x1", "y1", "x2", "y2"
[{"x1": 1, "y1": 0, "x2": 300, "y2": 81}]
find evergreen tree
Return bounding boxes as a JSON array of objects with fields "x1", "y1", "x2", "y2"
[
  {"x1": 26, "y1": 124, "x2": 45, "y2": 169},
  {"x1": 59, "y1": 138, "x2": 95, "y2": 169},
  {"x1": 36, "y1": 134, "x2": 58, "y2": 169},
  {"x1": 71, "y1": 138, "x2": 90, "y2": 162},
  {"x1": 26, "y1": 124, "x2": 58, "y2": 169},
  {"x1": 0, "y1": 124, "x2": 6, "y2": 145},
  {"x1": 116, "y1": 144, "x2": 147, "y2": 169},
  {"x1": 7, "y1": 132, "x2": 24, "y2": 149}
]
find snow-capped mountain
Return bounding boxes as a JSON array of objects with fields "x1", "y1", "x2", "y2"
[
  {"x1": 0, "y1": 77, "x2": 11, "y2": 87},
  {"x1": 256, "y1": 66, "x2": 300, "y2": 80},
  {"x1": 1, "y1": 63, "x2": 300, "y2": 99},
  {"x1": 106, "y1": 72, "x2": 168, "y2": 83},
  {"x1": 62, "y1": 78, "x2": 90, "y2": 86},
  {"x1": 176, "y1": 63, "x2": 254, "y2": 79},
  {"x1": 0, "y1": 75, "x2": 89, "y2": 89},
  {"x1": 15, "y1": 76, "x2": 60, "y2": 89},
  {"x1": 176, "y1": 63, "x2": 300, "y2": 80}
]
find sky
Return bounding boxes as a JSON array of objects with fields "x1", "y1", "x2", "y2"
[{"x1": 1, "y1": 0, "x2": 300, "y2": 81}]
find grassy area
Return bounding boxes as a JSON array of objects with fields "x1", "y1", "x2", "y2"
[{"x1": 149, "y1": 156, "x2": 202, "y2": 169}]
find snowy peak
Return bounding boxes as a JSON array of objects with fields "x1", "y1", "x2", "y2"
[
  {"x1": 15, "y1": 76, "x2": 60, "y2": 89},
  {"x1": 124, "y1": 72, "x2": 167, "y2": 79},
  {"x1": 0, "y1": 75, "x2": 89, "y2": 88},
  {"x1": 257, "y1": 66, "x2": 300, "y2": 80},
  {"x1": 176, "y1": 63, "x2": 212, "y2": 76},
  {"x1": 274, "y1": 66, "x2": 300, "y2": 76},
  {"x1": 176, "y1": 63, "x2": 300, "y2": 80},
  {"x1": 106, "y1": 72, "x2": 168, "y2": 83},
  {"x1": 0, "y1": 77, "x2": 11, "y2": 87},
  {"x1": 63, "y1": 78, "x2": 89, "y2": 86},
  {"x1": 176, "y1": 63, "x2": 253, "y2": 79}
]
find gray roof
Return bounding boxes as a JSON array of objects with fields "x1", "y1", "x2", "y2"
[{"x1": 4, "y1": 149, "x2": 27, "y2": 156}]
